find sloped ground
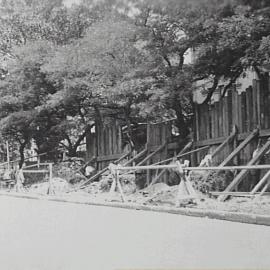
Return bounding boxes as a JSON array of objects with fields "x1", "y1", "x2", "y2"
[
  {"x1": 20, "y1": 161, "x2": 270, "y2": 216},
  {"x1": 66, "y1": 180, "x2": 270, "y2": 216},
  {"x1": 27, "y1": 177, "x2": 70, "y2": 195},
  {"x1": 128, "y1": 184, "x2": 270, "y2": 216},
  {"x1": 14, "y1": 178, "x2": 270, "y2": 216}
]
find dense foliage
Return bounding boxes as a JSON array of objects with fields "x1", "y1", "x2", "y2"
[{"x1": 0, "y1": 0, "x2": 270, "y2": 165}]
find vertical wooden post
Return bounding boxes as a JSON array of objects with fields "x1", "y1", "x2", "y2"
[
  {"x1": 256, "y1": 79, "x2": 261, "y2": 128},
  {"x1": 118, "y1": 124, "x2": 122, "y2": 154},
  {"x1": 252, "y1": 79, "x2": 258, "y2": 128},
  {"x1": 48, "y1": 163, "x2": 53, "y2": 195},
  {"x1": 146, "y1": 123, "x2": 151, "y2": 186},
  {"x1": 246, "y1": 86, "x2": 253, "y2": 131},
  {"x1": 49, "y1": 163, "x2": 53, "y2": 181},
  {"x1": 195, "y1": 104, "x2": 200, "y2": 163},
  {"x1": 232, "y1": 86, "x2": 238, "y2": 130},
  {"x1": 175, "y1": 161, "x2": 197, "y2": 207},
  {"x1": 108, "y1": 126, "x2": 112, "y2": 156},
  {"x1": 237, "y1": 92, "x2": 243, "y2": 133},
  {"x1": 223, "y1": 96, "x2": 228, "y2": 136},
  {"x1": 266, "y1": 75, "x2": 270, "y2": 129},
  {"x1": 6, "y1": 141, "x2": 10, "y2": 172},
  {"x1": 227, "y1": 88, "x2": 233, "y2": 133},
  {"x1": 195, "y1": 103, "x2": 200, "y2": 141},
  {"x1": 37, "y1": 155, "x2": 40, "y2": 169},
  {"x1": 241, "y1": 92, "x2": 247, "y2": 133},
  {"x1": 116, "y1": 170, "x2": 125, "y2": 203},
  {"x1": 109, "y1": 164, "x2": 125, "y2": 202},
  {"x1": 219, "y1": 99, "x2": 223, "y2": 137}
]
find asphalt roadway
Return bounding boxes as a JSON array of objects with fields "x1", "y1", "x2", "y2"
[{"x1": 0, "y1": 195, "x2": 269, "y2": 270}]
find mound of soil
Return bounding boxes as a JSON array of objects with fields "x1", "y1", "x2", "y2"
[
  {"x1": 28, "y1": 177, "x2": 70, "y2": 195},
  {"x1": 190, "y1": 170, "x2": 234, "y2": 194}
]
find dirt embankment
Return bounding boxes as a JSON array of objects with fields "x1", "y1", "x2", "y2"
[
  {"x1": 67, "y1": 179, "x2": 270, "y2": 216},
  {"x1": 23, "y1": 161, "x2": 270, "y2": 216}
]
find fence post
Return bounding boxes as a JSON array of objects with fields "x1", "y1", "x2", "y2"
[{"x1": 48, "y1": 163, "x2": 53, "y2": 195}]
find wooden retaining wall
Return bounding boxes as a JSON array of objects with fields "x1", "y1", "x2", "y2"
[
  {"x1": 95, "y1": 120, "x2": 124, "y2": 170},
  {"x1": 145, "y1": 121, "x2": 172, "y2": 184},
  {"x1": 85, "y1": 117, "x2": 181, "y2": 185},
  {"x1": 193, "y1": 74, "x2": 270, "y2": 191}
]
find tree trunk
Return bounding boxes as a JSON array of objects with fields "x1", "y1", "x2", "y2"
[
  {"x1": 67, "y1": 146, "x2": 78, "y2": 157},
  {"x1": 19, "y1": 142, "x2": 27, "y2": 169},
  {"x1": 172, "y1": 96, "x2": 189, "y2": 140}
]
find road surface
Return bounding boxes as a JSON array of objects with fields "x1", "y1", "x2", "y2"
[{"x1": 0, "y1": 195, "x2": 269, "y2": 270}]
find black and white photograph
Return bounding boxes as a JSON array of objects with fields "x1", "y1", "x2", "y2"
[{"x1": 0, "y1": 0, "x2": 270, "y2": 269}]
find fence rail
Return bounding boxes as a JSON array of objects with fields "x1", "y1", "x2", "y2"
[{"x1": 115, "y1": 164, "x2": 270, "y2": 172}]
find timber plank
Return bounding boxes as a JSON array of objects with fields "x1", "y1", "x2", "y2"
[
  {"x1": 211, "y1": 127, "x2": 237, "y2": 158},
  {"x1": 250, "y1": 170, "x2": 270, "y2": 195},
  {"x1": 207, "y1": 105, "x2": 211, "y2": 139},
  {"x1": 231, "y1": 88, "x2": 237, "y2": 129},
  {"x1": 214, "y1": 102, "x2": 219, "y2": 139},
  {"x1": 150, "y1": 141, "x2": 193, "y2": 186},
  {"x1": 262, "y1": 76, "x2": 268, "y2": 129},
  {"x1": 227, "y1": 89, "x2": 233, "y2": 132},
  {"x1": 241, "y1": 92, "x2": 247, "y2": 133},
  {"x1": 123, "y1": 148, "x2": 147, "y2": 166},
  {"x1": 97, "y1": 153, "x2": 126, "y2": 162},
  {"x1": 108, "y1": 126, "x2": 112, "y2": 156},
  {"x1": 267, "y1": 75, "x2": 270, "y2": 129},
  {"x1": 118, "y1": 125, "x2": 122, "y2": 153},
  {"x1": 252, "y1": 80, "x2": 258, "y2": 128},
  {"x1": 76, "y1": 151, "x2": 131, "y2": 190},
  {"x1": 256, "y1": 80, "x2": 262, "y2": 128},
  {"x1": 246, "y1": 86, "x2": 252, "y2": 131},
  {"x1": 223, "y1": 96, "x2": 228, "y2": 136},
  {"x1": 237, "y1": 92, "x2": 243, "y2": 133},
  {"x1": 218, "y1": 138, "x2": 270, "y2": 201},
  {"x1": 218, "y1": 101, "x2": 223, "y2": 137},
  {"x1": 137, "y1": 142, "x2": 167, "y2": 167},
  {"x1": 211, "y1": 191, "x2": 270, "y2": 197},
  {"x1": 210, "y1": 105, "x2": 215, "y2": 139},
  {"x1": 219, "y1": 128, "x2": 259, "y2": 167},
  {"x1": 195, "y1": 104, "x2": 200, "y2": 141}
]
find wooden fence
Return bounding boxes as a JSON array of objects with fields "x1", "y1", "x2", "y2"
[
  {"x1": 86, "y1": 119, "x2": 125, "y2": 170},
  {"x1": 85, "y1": 117, "x2": 183, "y2": 184},
  {"x1": 193, "y1": 74, "x2": 270, "y2": 191},
  {"x1": 195, "y1": 78, "x2": 270, "y2": 142},
  {"x1": 145, "y1": 121, "x2": 172, "y2": 184}
]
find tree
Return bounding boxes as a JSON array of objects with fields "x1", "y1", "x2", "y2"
[
  {"x1": 180, "y1": 0, "x2": 270, "y2": 102},
  {"x1": 129, "y1": 0, "x2": 270, "y2": 132},
  {"x1": 0, "y1": 40, "x2": 57, "y2": 165},
  {"x1": 2, "y1": 0, "x2": 270, "y2": 163},
  {"x1": 0, "y1": 0, "x2": 102, "y2": 160},
  {"x1": 42, "y1": 15, "x2": 154, "y2": 148},
  {"x1": 0, "y1": 111, "x2": 38, "y2": 168}
]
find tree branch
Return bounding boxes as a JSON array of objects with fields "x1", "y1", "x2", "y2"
[
  {"x1": 203, "y1": 75, "x2": 220, "y2": 104},
  {"x1": 163, "y1": 55, "x2": 172, "y2": 67},
  {"x1": 221, "y1": 67, "x2": 243, "y2": 98}
]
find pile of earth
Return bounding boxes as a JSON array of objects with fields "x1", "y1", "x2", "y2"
[
  {"x1": 198, "y1": 196, "x2": 270, "y2": 216},
  {"x1": 53, "y1": 158, "x2": 86, "y2": 184},
  {"x1": 27, "y1": 177, "x2": 70, "y2": 195},
  {"x1": 126, "y1": 183, "x2": 175, "y2": 204},
  {"x1": 189, "y1": 170, "x2": 234, "y2": 194},
  {"x1": 82, "y1": 171, "x2": 137, "y2": 195}
]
